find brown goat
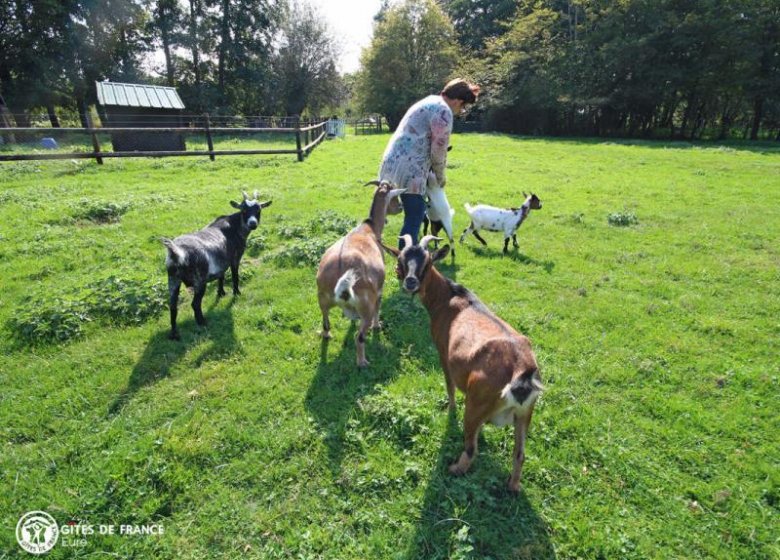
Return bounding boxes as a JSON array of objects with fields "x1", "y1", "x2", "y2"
[
  {"x1": 316, "y1": 181, "x2": 405, "y2": 367},
  {"x1": 385, "y1": 235, "x2": 543, "y2": 491}
]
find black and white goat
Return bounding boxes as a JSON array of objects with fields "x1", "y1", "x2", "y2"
[
  {"x1": 162, "y1": 191, "x2": 271, "y2": 340},
  {"x1": 459, "y1": 193, "x2": 542, "y2": 253}
]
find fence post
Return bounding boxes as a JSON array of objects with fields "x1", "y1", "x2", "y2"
[
  {"x1": 295, "y1": 117, "x2": 303, "y2": 162},
  {"x1": 86, "y1": 109, "x2": 103, "y2": 165},
  {"x1": 204, "y1": 113, "x2": 215, "y2": 161}
]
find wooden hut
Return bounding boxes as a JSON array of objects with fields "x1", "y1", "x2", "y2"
[{"x1": 96, "y1": 81, "x2": 186, "y2": 152}]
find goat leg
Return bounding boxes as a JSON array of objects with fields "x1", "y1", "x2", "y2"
[
  {"x1": 319, "y1": 297, "x2": 332, "y2": 339},
  {"x1": 217, "y1": 274, "x2": 227, "y2": 298},
  {"x1": 355, "y1": 315, "x2": 372, "y2": 368},
  {"x1": 444, "y1": 369, "x2": 456, "y2": 412},
  {"x1": 192, "y1": 283, "x2": 207, "y2": 326},
  {"x1": 503, "y1": 237, "x2": 510, "y2": 254},
  {"x1": 450, "y1": 398, "x2": 487, "y2": 476},
  {"x1": 512, "y1": 234, "x2": 519, "y2": 249},
  {"x1": 472, "y1": 230, "x2": 488, "y2": 246},
  {"x1": 230, "y1": 262, "x2": 241, "y2": 295},
  {"x1": 508, "y1": 408, "x2": 534, "y2": 493},
  {"x1": 371, "y1": 290, "x2": 383, "y2": 331},
  {"x1": 168, "y1": 277, "x2": 182, "y2": 340},
  {"x1": 459, "y1": 223, "x2": 472, "y2": 244}
]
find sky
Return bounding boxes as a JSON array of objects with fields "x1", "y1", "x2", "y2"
[{"x1": 306, "y1": 0, "x2": 382, "y2": 74}]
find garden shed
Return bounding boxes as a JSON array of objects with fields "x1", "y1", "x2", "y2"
[{"x1": 96, "y1": 81, "x2": 186, "y2": 152}]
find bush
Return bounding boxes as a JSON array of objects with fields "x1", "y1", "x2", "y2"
[
  {"x1": 81, "y1": 276, "x2": 167, "y2": 325},
  {"x1": 271, "y1": 239, "x2": 332, "y2": 267},
  {"x1": 71, "y1": 199, "x2": 132, "y2": 223},
  {"x1": 9, "y1": 298, "x2": 89, "y2": 344},
  {"x1": 8, "y1": 276, "x2": 167, "y2": 345},
  {"x1": 607, "y1": 211, "x2": 639, "y2": 227}
]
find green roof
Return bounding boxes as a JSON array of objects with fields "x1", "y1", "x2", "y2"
[{"x1": 96, "y1": 81, "x2": 185, "y2": 110}]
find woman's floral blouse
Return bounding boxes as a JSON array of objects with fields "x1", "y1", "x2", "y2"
[{"x1": 379, "y1": 95, "x2": 453, "y2": 196}]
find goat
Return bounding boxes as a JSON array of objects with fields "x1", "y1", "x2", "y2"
[
  {"x1": 385, "y1": 235, "x2": 542, "y2": 492},
  {"x1": 162, "y1": 191, "x2": 271, "y2": 340},
  {"x1": 422, "y1": 170, "x2": 456, "y2": 258},
  {"x1": 316, "y1": 181, "x2": 405, "y2": 367},
  {"x1": 459, "y1": 193, "x2": 542, "y2": 253}
]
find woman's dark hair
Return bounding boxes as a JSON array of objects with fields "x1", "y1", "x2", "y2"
[{"x1": 441, "y1": 79, "x2": 481, "y2": 104}]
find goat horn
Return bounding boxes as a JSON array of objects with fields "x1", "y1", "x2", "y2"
[
  {"x1": 364, "y1": 180, "x2": 381, "y2": 187},
  {"x1": 253, "y1": 189, "x2": 259, "y2": 200},
  {"x1": 242, "y1": 191, "x2": 250, "y2": 201},
  {"x1": 522, "y1": 191, "x2": 528, "y2": 198},
  {"x1": 398, "y1": 234, "x2": 413, "y2": 249},
  {"x1": 419, "y1": 235, "x2": 442, "y2": 249}
]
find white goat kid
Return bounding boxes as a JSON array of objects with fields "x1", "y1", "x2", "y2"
[
  {"x1": 459, "y1": 192, "x2": 543, "y2": 254},
  {"x1": 423, "y1": 171, "x2": 456, "y2": 258}
]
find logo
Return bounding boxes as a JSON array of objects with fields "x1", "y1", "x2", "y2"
[{"x1": 16, "y1": 511, "x2": 59, "y2": 554}]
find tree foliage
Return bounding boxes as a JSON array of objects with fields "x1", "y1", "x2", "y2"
[
  {"x1": 357, "y1": 0, "x2": 457, "y2": 130},
  {"x1": 0, "y1": 0, "x2": 342, "y2": 121},
  {"x1": 479, "y1": 0, "x2": 780, "y2": 139}
]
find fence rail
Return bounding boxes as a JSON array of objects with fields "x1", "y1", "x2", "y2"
[{"x1": 0, "y1": 116, "x2": 327, "y2": 164}]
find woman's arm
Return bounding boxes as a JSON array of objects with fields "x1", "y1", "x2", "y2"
[{"x1": 430, "y1": 108, "x2": 452, "y2": 186}]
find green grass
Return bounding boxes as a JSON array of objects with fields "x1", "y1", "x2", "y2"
[{"x1": 1, "y1": 134, "x2": 778, "y2": 559}]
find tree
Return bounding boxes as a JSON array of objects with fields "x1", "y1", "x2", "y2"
[
  {"x1": 442, "y1": 0, "x2": 517, "y2": 50},
  {"x1": 273, "y1": 2, "x2": 342, "y2": 116},
  {"x1": 358, "y1": 0, "x2": 457, "y2": 129},
  {"x1": 149, "y1": 0, "x2": 183, "y2": 86}
]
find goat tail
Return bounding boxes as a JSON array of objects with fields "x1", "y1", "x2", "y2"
[
  {"x1": 501, "y1": 368, "x2": 544, "y2": 408},
  {"x1": 161, "y1": 238, "x2": 186, "y2": 266},
  {"x1": 334, "y1": 269, "x2": 359, "y2": 305}
]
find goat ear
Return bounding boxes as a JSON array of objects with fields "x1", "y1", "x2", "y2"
[
  {"x1": 230, "y1": 200, "x2": 242, "y2": 209},
  {"x1": 431, "y1": 245, "x2": 450, "y2": 263},
  {"x1": 387, "y1": 188, "x2": 406, "y2": 200},
  {"x1": 382, "y1": 244, "x2": 401, "y2": 257},
  {"x1": 260, "y1": 200, "x2": 272, "y2": 208}
]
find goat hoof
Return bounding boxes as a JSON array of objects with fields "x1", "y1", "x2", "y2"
[
  {"x1": 321, "y1": 331, "x2": 332, "y2": 340},
  {"x1": 507, "y1": 478, "x2": 522, "y2": 493},
  {"x1": 233, "y1": 290, "x2": 241, "y2": 296},
  {"x1": 217, "y1": 290, "x2": 226, "y2": 298},
  {"x1": 371, "y1": 321, "x2": 383, "y2": 331},
  {"x1": 448, "y1": 463, "x2": 467, "y2": 476},
  {"x1": 168, "y1": 331, "x2": 180, "y2": 341},
  {"x1": 357, "y1": 359, "x2": 370, "y2": 368}
]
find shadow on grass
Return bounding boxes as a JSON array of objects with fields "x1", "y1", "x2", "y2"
[
  {"x1": 108, "y1": 296, "x2": 238, "y2": 415},
  {"x1": 305, "y1": 317, "x2": 403, "y2": 475},
  {"x1": 405, "y1": 410, "x2": 555, "y2": 560},
  {"x1": 468, "y1": 244, "x2": 556, "y2": 273}
]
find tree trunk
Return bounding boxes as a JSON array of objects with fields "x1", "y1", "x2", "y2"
[
  {"x1": 189, "y1": 0, "x2": 202, "y2": 108},
  {"x1": 218, "y1": 0, "x2": 231, "y2": 105},
  {"x1": 47, "y1": 105, "x2": 60, "y2": 128},
  {"x1": 76, "y1": 98, "x2": 90, "y2": 129},
  {"x1": 161, "y1": 28, "x2": 175, "y2": 87},
  {"x1": 750, "y1": 96, "x2": 763, "y2": 140}
]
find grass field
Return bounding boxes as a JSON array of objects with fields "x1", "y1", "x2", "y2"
[{"x1": 0, "y1": 134, "x2": 778, "y2": 559}]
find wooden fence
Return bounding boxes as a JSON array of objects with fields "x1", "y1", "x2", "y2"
[{"x1": 0, "y1": 116, "x2": 327, "y2": 164}]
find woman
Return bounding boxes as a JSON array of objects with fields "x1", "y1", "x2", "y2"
[{"x1": 379, "y1": 78, "x2": 480, "y2": 248}]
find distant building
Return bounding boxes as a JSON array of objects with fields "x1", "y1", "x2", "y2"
[{"x1": 96, "y1": 81, "x2": 186, "y2": 152}]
